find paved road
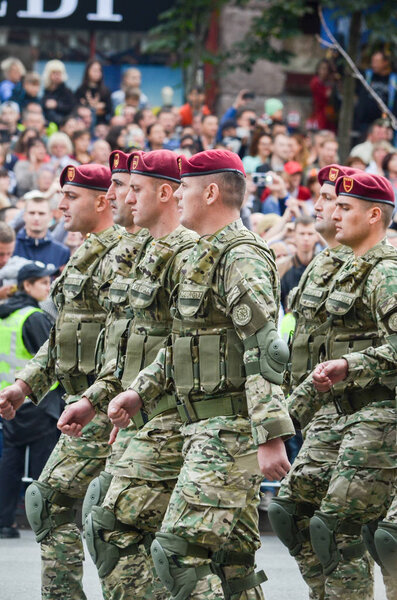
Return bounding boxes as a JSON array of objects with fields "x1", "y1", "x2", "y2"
[{"x1": 0, "y1": 529, "x2": 387, "y2": 600}]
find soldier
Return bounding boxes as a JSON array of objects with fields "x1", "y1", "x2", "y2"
[
  {"x1": 57, "y1": 149, "x2": 197, "y2": 600},
  {"x1": 285, "y1": 172, "x2": 397, "y2": 599},
  {"x1": 108, "y1": 149, "x2": 295, "y2": 600},
  {"x1": 0, "y1": 164, "x2": 120, "y2": 600}
]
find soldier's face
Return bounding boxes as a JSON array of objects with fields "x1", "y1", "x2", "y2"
[
  {"x1": 332, "y1": 196, "x2": 371, "y2": 247},
  {"x1": 107, "y1": 173, "x2": 134, "y2": 228},
  {"x1": 126, "y1": 173, "x2": 158, "y2": 228},
  {"x1": 314, "y1": 183, "x2": 338, "y2": 239},
  {"x1": 175, "y1": 176, "x2": 206, "y2": 230},
  {"x1": 59, "y1": 184, "x2": 97, "y2": 234}
]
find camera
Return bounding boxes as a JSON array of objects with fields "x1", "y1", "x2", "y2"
[{"x1": 252, "y1": 173, "x2": 274, "y2": 186}]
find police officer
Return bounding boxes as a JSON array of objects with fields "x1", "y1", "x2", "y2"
[
  {"x1": 109, "y1": 149, "x2": 295, "y2": 599},
  {"x1": 0, "y1": 164, "x2": 119, "y2": 600},
  {"x1": 287, "y1": 172, "x2": 397, "y2": 599}
]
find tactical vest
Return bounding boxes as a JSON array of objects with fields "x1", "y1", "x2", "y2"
[
  {"x1": 324, "y1": 246, "x2": 397, "y2": 413},
  {"x1": 51, "y1": 226, "x2": 121, "y2": 395},
  {"x1": 116, "y1": 227, "x2": 196, "y2": 421},
  {"x1": 170, "y1": 227, "x2": 278, "y2": 423},
  {"x1": 288, "y1": 248, "x2": 348, "y2": 389}
]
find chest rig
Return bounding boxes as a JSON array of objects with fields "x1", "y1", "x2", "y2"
[
  {"x1": 289, "y1": 249, "x2": 347, "y2": 388},
  {"x1": 170, "y1": 227, "x2": 277, "y2": 423},
  {"x1": 51, "y1": 226, "x2": 120, "y2": 395},
  {"x1": 325, "y1": 246, "x2": 397, "y2": 413}
]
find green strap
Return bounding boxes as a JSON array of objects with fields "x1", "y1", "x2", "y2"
[
  {"x1": 212, "y1": 550, "x2": 255, "y2": 567},
  {"x1": 49, "y1": 490, "x2": 76, "y2": 508},
  {"x1": 147, "y1": 394, "x2": 177, "y2": 420},
  {"x1": 51, "y1": 509, "x2": 76, "y2": 529},
  {"x1": 176, "y1": 395, "x2": 248, "y2": 423},
  {"x1": 228, "y1": 570, "x2": 267, "y2": 595},
  {"x1": 341, "y1": 541, "x2": 366, "y2": 561}
]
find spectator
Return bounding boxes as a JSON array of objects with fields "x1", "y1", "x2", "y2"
[
  {"x1": 10, "y1": 71, "x2": 41, "y2": 112},
  {"x1": 0, "y1": 58, "x2": 26, "y2": 102},
  {"x1": 350, "y1": 119, "x2": 390, "y2": 164},
  {"x1": 12, "y1": 128, "x2": 40, "y2": 161},
  {"x1": 20, "y1": 109, "x2": 46, "y2": 138},
  {"x1": 90, "y1": 139, "x2": 111, "y2": 166},
  {"x1": 0, "y1": 262, "x2": 64, "y2": 538},
  {"x1": 47, "y1": 131, "x2": 76, "y2": 173},
  {"x1": 114, "y1": 87, "x2": 141, "y2": 116},
  {"x1": 0, "y1": 222, "x2": 18, "y2": 300},
  {"x1": 14, "y1": 138, "x2": 50, "y2": 196},
  {"x1": 366, "y1": 140, "x2": 394, "y2": 175},
  {"x1": 243, "y1": 131, "x2": 272, "y2": 173},
  {"x1": 0, "y1": 168, "x2": 17, "y2": 208},
  {"x1": 42, "y1": 59, "x2": 75, "y2": 127},
  {"x1": 13, "y1": 192, "x2": 70, "y2": 269},
  {"x1": 345, "y1": 155, "x2": 367, "y2": 170},
  {"x1": 134, "y1": 108, "x2": 156, "y2": 136},
  {"x1": 105, "y1": 125, "x2": 127, "y2": 152},
  {"x1": 111, "y1": 67, "x2": 149, "y2": 112},
  {"x1": 0, "y1": 101, "x2": 20, "y2": 141},
  {"x1": 196, "y1": 114, "x2": 218, "y2": 151},
  {"x1": 179, "y1": 86, "x2": 210, "y2": 127},
  {"x1": 64, "y1": 230, "x2": 84, "y2": 256},
  {"x1": 311, "y1": 136, "x2": 338, "y2": 170},
  {"x1": 75, "y1": 59, "x2": 112, "y2": 124},
  {"x1": 308, "y1": 59, "x2": 337, "y2": 131},
  {"x1": 264, "y1": 98, "x2": 284, "y2": 125},
  {"x1": 74, "y1": 105, "x2": 93, "y2": 132},
  {"x1": 59, "y1": 115, "x2": 85, "y2": 139},
  {"x1": 71, "y1": 130, "x2": 91, "y2": 165},
  {"x1": 279, "y1": 216, "x2": 317, "y2": 310},
  {"x1": 37, "y1": 166, "x2": 56, "y2": 193},
  {"x1": 284, "y1": 161, "x2": 311, "y2": 202},
  {"x1": 146, "y1": 122, "x2": 166, "y2": 151},
  {"x1": 126, "y1": 125, "x2": 145, "y2": 150},
  {"x1": 289, "y1": 132, "x2": 309, "y2": 169},
  {"x1": 157, "y1": 108, "x2": 180, "y2": 150}
]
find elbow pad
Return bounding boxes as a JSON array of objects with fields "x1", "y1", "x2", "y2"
[{"x1": 244, "y1": 322, "x2": 290, "y2": 384}]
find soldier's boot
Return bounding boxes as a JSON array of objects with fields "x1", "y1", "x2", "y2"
[
  {"x1": 25, "y1": 481, "x2": 85, "y2": 600},
  {"x1": 211, "y1": 550, "x2": 266, "y2": 600}
]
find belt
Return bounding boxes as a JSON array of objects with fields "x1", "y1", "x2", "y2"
[
  {"x1": 57, "y1": 372, "x2": 96, "y2": 395},
  {"x1": 176, "y1": 394, "x2": 248, "y2": 424},
  {"x1": 132, "y1": 393, "x2": 177, "y2": 429},
  {"x1": 332, "y1": 385, "x2": 394, "y2": 415}
]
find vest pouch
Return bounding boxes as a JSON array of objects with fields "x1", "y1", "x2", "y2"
[
  {"x1": 290, "y1": 333, "x2": 310, "y2": 379},
  {"x1": 121, "y1": 332, "x2": 145, "y2": 389},
  {"x1": 143, "y1": 334, "x2": 165, "y2": 369},
  {"x1": 105, "y1": 318, "x2": 130, "y2": 366},
  {"x1": 57, "y1": 321, "x2": 78, "y2": 373},
  {"x1": 199, "y1": 334, "x2": 221, "y2": 393},
  {"x1": 226, "y1": 329, "x2": 245, "y2": 389},
  {"x1": 63, "y1": 273, "x2": 89, "y2": 300},
  {"x1": 326, "y1": 291, "x2": 356, "y2": 316},
  {"x1": 108, "y1": 280, "x2": 130, "y2": 306},
  {"x1": 300, "y1": 287, "x2": 327, "y2": 311},
  {"x1": 177, "y1": 284, "x2": 208, "y2": 318},
  {"x1": 78, "y1": 321, "x2": 103, "y2": 374},
  {"x1": 173, "y1": 336, "x2": 194, "y2": 396},
  {"x1": 128, "y1": 280, "x2": 160, "y2": 309},
  {"x1": 287, "y1": 285, "x2": 299, "y2": 313}
]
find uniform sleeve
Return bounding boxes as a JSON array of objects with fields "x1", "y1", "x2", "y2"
[
  {"x1": 223, "y1": 245, "x2": 295, "y2": 444},
  {"x1": 17, "y1": 339, "x2": 57, "y2": 404},
  {"x1": 287, "y1": 373, "x2": 328, "y2": 429},
  {"x1": 83, "y1": 358, "x2": 123, "y2": 410}
]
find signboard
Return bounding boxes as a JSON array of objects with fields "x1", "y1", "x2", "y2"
[{"x1": 0, "y1": 0, "x2": 173, "y2": 31}]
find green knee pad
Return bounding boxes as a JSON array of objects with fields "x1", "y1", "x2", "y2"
[
  {"x1": 212, "y1": 550, "x2": 267, "y2": 600},
  {"x1": 374, "y1": 521, "x2": 397, "y2": 578},
  {"x1": 84, "y1": 505, "x2": 121, "y2": 578},
  {"x1": 268, "y1": 497, "x2": 308, "y2": 556},
  {"x1": 362, "y1": 521, "x2": 381, "y2": 565},
  {"x1": 82, "y1": 471, "x2": 113, "y2": 523},
  {"x1": 151, "y1": 533, "x2": 212, "y2": 600},
  {"x1": 25, "y1": 481, "x2": 76, "y2": 543}
]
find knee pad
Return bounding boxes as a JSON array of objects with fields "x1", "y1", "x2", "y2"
[
  {"x1": 362, "y1": 521, "x2": 381, "y2": 565},
  {"x1": 268, "y1": 497, "x2": 310, "y2": 556},
  {"x1": 25, "y1": 481, "x2": 76, "y2": 543},
  {"x1": 151, "y1": 533, "x2": 212, "y2": 600},
  {"x1": 374, "y1": 521, "x2": 397, "y2": 578},
  {"x1": 84, "y1": 505, "x2": 121, "y2": 578},
  {"x1": 82, "y1": 471, "x2": 113, "y2": 523},
  {"x1": 211, "y1": 550, "x2": 267, "y2": 600},
  {"x1": 310, "y1": 512, "x2": 365, "y2": 576}
]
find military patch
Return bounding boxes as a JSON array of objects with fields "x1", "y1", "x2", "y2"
[
  {"x1": 329, "y1": 167, "x2": 339, "y2": 181},
  {"x1": 113, "y1": 152, "x2": 120, "y2": 168},
  {"x1": 132, "y1": 155, "x2": 139, "y2": 170},
  {"x1": 232, "y1": 304, "x2": 252, "y2": 326},
  {"x1": 388, "y1": 313, "x2": 397, "y2": 331},
  {"x1": 177, "y1": 157, "x2": 182, "y2": 173},
  {"x1": 67, "y1": 166, "x2": 75, "y2": 181},
  {"x1": 343, "y1": 177, "x2": 353, "y2": 193}
]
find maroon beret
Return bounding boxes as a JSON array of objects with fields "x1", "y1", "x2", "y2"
[
  {"x1": 178, "y1": 149, "x2": 246, "y2": 178},
  {"x1": 335, "y1": 172, "x2": 395, "y2": 206},
  {"x1": 60, "y1": 164, "x2": 111, "y2": 192},
  {"x1": 109, "y1": 150, "x2": 130, "y2": 173},
  {"x1": 318, "y1": 164, "x2": 358, "y2": 186},
  {"x1": 127, "y1": 149, "x2": 180, "y2": 183}
]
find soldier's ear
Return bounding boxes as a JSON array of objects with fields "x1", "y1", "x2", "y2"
[
  {"x1": 94, "y1": 193, "x2": 108, "y2": 213},
  {"x1": 205, "y1": 182, "x2": 220, "y2": 206}
]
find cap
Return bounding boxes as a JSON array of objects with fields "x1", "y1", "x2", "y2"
[
  {"x1": 128, "y1": 149, "x2": 180, "y2": 183},
  {"x1": 17, "y1": 261, "x2": 58, "y2": 284},
  {"x1": 109, "y1": 150, "x2": 130, "y2": 173},
  {"x1": 335, "y1": 172, "x2": 395, "y2": 206},
  {"x1": 264, "y1": 98, "x2": 284, "y2": 117},
  {"x1": 178, "y1": 149, "x2": 246, "y2": 178},
  {"x1": 60, "y1": 164, "x2": 111, "y2": 192},
  {"x1": 318, "y1": 164, "x2": 358, "y2": 187},
  {"x1": 23, "y1": 190, "x2": 46, "y2": 202},
  {"x1": 284, "y1": 161, "x2": 302, "y2": 175}
]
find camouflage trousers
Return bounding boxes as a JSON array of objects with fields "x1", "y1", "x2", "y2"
[
  {"x1": 37, "y1": 406, "x2": 112, "y2": 600},
  {"x1": 157, "y1": 416, "x2": 265, "y2": 600},
  {"x1": 98, "y1": 410, "x2": 184, "y2": 600},
  {"x1": 278, "y1": 404, "x2": 396, "y2": 600}
]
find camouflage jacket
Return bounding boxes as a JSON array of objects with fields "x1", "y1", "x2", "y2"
[
  {"x1": 18, "y1": 225, "x2": 121, "y2": 403},
  {"x1": 288, "y1": 238, "x2": 397, "y2": 426},
  {"x1": 130, "y1": 219, "x2": 295, "y2": 445}
]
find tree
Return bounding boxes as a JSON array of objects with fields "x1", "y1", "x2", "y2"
[{"x1": 233, "y1": 0, "x2": 397, "y2": 160}]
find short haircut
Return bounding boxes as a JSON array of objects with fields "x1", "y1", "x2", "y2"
[
  {"x1": 201, "y1": 171, "x2": 246, "y2": 210},
  {"x1": 25, "y1": 194, "x2": 50, "y2": 208},
  {"x1": 294, "y1": 216, "x2": 315, "y2": 229},
  {"x1": 361, "y1": 199, "x2": 394, "y2": 228},
  {"x1": 201, "y1": 113, "x2": 216, "y2": 124},
  {"x1": 0, "y1": 221, "x2": 15, "y2": 243},
  {"x1": 24, "y1": 71, "x2": 41, "y2": 85}
]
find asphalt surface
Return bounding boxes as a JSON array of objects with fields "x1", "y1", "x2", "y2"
[{"x1": 0, "y1": 529, "x2": 388, "y2": 600}]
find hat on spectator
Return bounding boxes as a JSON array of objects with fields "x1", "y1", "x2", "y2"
[
  {"x1": 60, "y1": 164, "x2": 111, "y2": 192},
  {"x1": 264, "y1": 98, "x2": 284, "y2": 118},
  {"x1": 318, "y1": 164, "x2": 358, "y2": 187},
  {"x1": 109, "y1": 150, "x2": 130, "y2": 173},
  {"x1": 284, "y1": 161, "x2": 302, "y2": 175},
  {"x1": 23, "y1": 190, "x2": 46, "y2": 202},
  {"x1": 335, "y1": 172, "x2": 395, "y2": 206},
  {"x1": 128, "y1": 149, "x2": 180, "y2": 183},
  {"x1": 17, "y1": 261, "x2": 58, "y2": 284},
  {"x1": 178, "y1": 149, "x2": 246, "y2": 178}
]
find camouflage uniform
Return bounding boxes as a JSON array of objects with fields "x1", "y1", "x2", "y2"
[
  {"x1": 286, "y1": 239, "x2": 397, "y2": 600},
  {"x1": 83, "y1": 225, "x2": 197, "y2": 600},
  {"x1": 270, "y1": 244, "x2": 367, "y2": 600},
  {"x1": 130, "y1": 219, "x2": 295, "y2": 600},
  {"x1": 18, "y1": 225, "x2": 134, "y2": 600}
]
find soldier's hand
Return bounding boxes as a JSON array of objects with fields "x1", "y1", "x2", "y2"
[
  {"x1": 257, "y1": 438, "x2": 291, "y2": 480},
  {"x1": 313, "y1": 359, "x2": 348, "y2": 392},
  {"x1": 57, "y1": 397, "x2": 95, "y2": 437},
  {"x1": 108, "y1": 390, "x2": 143, "y2": 428},
  {"x1": 0, "y1": 380, "x2": 30, "y2": 420},
  {"x1": 108, "y1": 426, "x2": 119, "y2": 445}
]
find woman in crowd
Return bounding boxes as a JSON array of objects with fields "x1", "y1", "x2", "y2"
[
  {"x1": 0, "y1": 58, "x2": 26, "y2": 103},
  {"x1": 47, "y1": 131, "x2": 76, "y2": 173},
  {"x1": 242, "y1": 130, "x2": 272, "y2": 173},
  {"x1": 42, "y1": 60, "x2": 75, "y2": 127},
  {"x1": 74, "y1": 59, "x2": 112, "y2": 124},
  {"x1": 14, "y1": 138, "x2": 50, "y2": 196},
  {"x1": 71, "y1": 129, "x2": 91, "y2": 165}
]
